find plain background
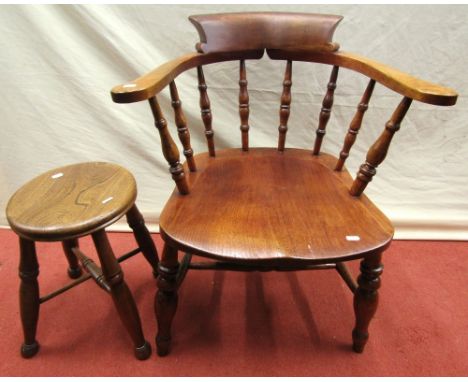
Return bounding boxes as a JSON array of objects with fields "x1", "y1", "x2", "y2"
[{"x1": 0, "y1": 4, "x2": 466, "y2": 239}]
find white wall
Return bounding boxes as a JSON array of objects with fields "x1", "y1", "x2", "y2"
[{"x1": 1, "y1": 5, "x2": 467, "y2": 239}]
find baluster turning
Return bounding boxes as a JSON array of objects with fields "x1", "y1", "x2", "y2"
[
  {"x1": 335, "y1": 79, "x2": 376, "y2": 171},
  {"x1": 169, "y1": 81, "x2": 196, "y2": 172},
  {"x1": 197, "y1": 66, "x2": 215, "y2": 157},
  {"x1": 350, "y1": 97, "x2": 413, "y2": 197},
  {"x1": 313, "y1": 65, "x2": 339, "y2": 155},
  {"x1": 239, "y1": 59, "x2": 250, "y2": 151},
  {"x1": 278, "y1": 60, "x2": 292, "y2": 151},
  {"x1": 148, "y1": 96, "x2": 189, "y2": 195}
]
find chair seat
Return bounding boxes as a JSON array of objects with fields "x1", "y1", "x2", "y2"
[
  {"x1": 160, "y1": 148, "x2": 394, "y2": 264},
  {"x1": 6, "y1": 162, "x2": 137, "y2": 241}
]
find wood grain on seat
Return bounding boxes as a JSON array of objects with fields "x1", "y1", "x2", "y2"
[
  {"x1": 160, "y1": 148, "x2": 393, "y2": 264},
  {"x1": 6, "y1": 162, "x2": 137, "y2": 241}
]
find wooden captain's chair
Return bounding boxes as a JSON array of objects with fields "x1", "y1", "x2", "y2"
[{"x1": 111, "y1": 12, "x2": 458, "y2": 356}]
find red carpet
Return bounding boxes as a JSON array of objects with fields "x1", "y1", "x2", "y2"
[{"x1": 0, "y1": 228, "x2": 466, "y2": 376}]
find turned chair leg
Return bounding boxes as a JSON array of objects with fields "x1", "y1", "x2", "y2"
[
  {"x1": 126, "y1": 204, "x2": 159, "y2": 277},
  {"x1": 352, "y1": 251, "x2": 384, "y2": 353},
  {"x1": 62, "y1": 239, "x2": 82, "y2": 279},
  {"x1": 155, "y1": 242, "x2": 179, "y2": 356},
  {"x1": 92, "y1": 229, "x2": 151, "y2": 360},
  {"x1": 18, "y1": 238, "x2": 40, "y2": 358}
]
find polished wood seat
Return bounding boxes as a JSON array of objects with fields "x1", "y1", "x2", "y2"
[
  {"x1": 8, "y1": 162, "x2": 138, "y2": 241},
  {"x1": 161, "y1": 148, "x2": 393, "y2": 263},
  {"x1": 6, "y1": 162, "x2": 159, "y2": 360},
  {"x1": 111, "y1": 12, "x2": 457, "y2": 356}
]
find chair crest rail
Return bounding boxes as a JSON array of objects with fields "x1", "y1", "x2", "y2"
[{"x1": 189, "y1": 12, "x2": 342, "y2": 53}]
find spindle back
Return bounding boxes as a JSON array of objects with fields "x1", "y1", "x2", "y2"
[{"x1": 111, "y1": 12, "x2": 458, "y2": 197}]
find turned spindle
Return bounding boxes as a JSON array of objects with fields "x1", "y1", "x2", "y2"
[
  {"x1": 335, "y1": 79, "x2": 376, "y2": 171},
  {"x1": 350, "y1": 97, "x2": 413, "y2": 196},
  {"x1": 148, "y1": 96, "x2": 189, "y2": 195},
  {"x1": 197, "y1": 66, "x2": 215, "y2": 157},
  {"x1": 313, "y1": 65, "x2": 339, "y2": 155},
  {"x1": 169, "y1": 81, "x2": 196, "y2": 172},
  {"x1": 278, "y1": 60, "x2": 292, "y2": 151},
  {"x1": 239, "y1": 59, "x2": 250, "y2": 151}
]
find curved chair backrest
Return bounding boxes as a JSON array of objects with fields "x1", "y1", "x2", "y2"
[{"x1": 111, "y1": 12, "x2": 458, "y2": 197}]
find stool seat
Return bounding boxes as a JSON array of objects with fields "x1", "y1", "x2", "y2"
[{"x1": 6, "y1": 162, "x2": 137, "y2": 242}]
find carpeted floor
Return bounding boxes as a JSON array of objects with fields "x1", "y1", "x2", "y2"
[{"x1": 0, "y1": 228, "x2": 466, "y2": 376}]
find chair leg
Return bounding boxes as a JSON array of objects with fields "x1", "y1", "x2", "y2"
[
  {"x1": 126, "y1": 204, "x2": 159, "y2": 277},
  {"x1": 19, "y1": 238, "x2": 40, "y2": 358},
  {"x1": 352, "y1": 251, "x2": 384, "y2": 353},
  {"x1": 155, "y1": 242, "x2": 179, "y2": 356},
  {"x1": 91, "y1": 229, "x2": 151, "y2": 360},
  {"x1": 62, "y1": 239, "x2": 82, "y2": 279}
]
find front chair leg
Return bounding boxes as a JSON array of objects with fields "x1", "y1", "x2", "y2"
[
  {"x1": 92, "y1": 229, "x2": 151, "y2": 360},
  {"x1": 155, "y1": 242, "x2": 179, "y2": 356},
  {"x1": 352, "y1": 251, "x2": 383, "y2": 353}
]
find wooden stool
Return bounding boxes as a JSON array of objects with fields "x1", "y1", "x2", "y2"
[{"x1": 6, "y1": 162, "x2": 159, "y2": 360}]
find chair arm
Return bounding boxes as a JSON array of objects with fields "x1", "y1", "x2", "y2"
[
  {"x1": 111, "y1": 50, "x2": 264, "y2": 104},
  {"x1": 267, "y1": 49, "x2": 458, "y2": 106},
  {"x1": 111, "y1": 53, "x2": 201, "y2": 104}
]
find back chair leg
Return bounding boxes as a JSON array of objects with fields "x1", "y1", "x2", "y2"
[
  {"x1": 352, "y1": 251, "x2": 384, "y2": 353},
  {"x1": 62, "y1": 239, "x2": 82, "y2": 279},
  {"x1": 155, "y1": 242, "x2": 179, "y2": 356},
  {"x1": 126, "y1": 204, "x2": 159, "y2": 277},
  {"x1": 18, "y1": 238, "x2": 40, "y2": 358},
  {"x1": 91, "y1": 229, "x2": 151, "y2": 360}
]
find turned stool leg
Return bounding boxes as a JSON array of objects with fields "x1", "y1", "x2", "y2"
[
  {"x1": 155, "y1": 242, "x2": 179, "y2": 356},
  {"x1": 126, "y1": 204, "x2": 159, "y2": 277},
  {"x1": 62, "y1": 239, "x2": 82, "y2": 279},
  {"x1": 91, "y1": 229, "x2": 151, "y2": 360},
  {"x1": 19, "y1": 238, "x2": 40, "y2": 358},
  {"x1": 352, "y1": 251, "x2": 384, "y2": 353}
]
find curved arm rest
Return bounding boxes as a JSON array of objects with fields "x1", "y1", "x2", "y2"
[
  {"x1": 111, "y1": 50, "x2": 264, "y2": 104},
  {"x1": 267, "y1": 49, "x2": 458, "y2": 106}
]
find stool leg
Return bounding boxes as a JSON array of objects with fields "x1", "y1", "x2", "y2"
[
  {"x1": 62, "y1": 239, "x2": 82, "y2": 279},
  {"x1": 126, "y1": 204, "x2": 159, "y2": 277},
  {"x1": 19, "y1": 238, "x2": 40, "y2": 358},
  {"x1": 155, "y1": 242, "x2": 179, "y2": 356},
  {"x1": 91, "y1": 229, "x2": 151, "y2": 360},
  {"x1": 352, "y1": 251, "x2": 384, "y2": 353}
]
